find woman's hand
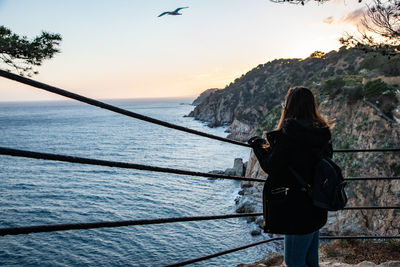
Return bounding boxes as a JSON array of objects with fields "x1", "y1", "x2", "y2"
[{"x1": 247, "y1": 136, "x2": 266, "y2": 147}]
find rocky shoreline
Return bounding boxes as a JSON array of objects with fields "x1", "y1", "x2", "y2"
[{"x1": 239, "y1": 259, "x2": 400, "y2": 267}]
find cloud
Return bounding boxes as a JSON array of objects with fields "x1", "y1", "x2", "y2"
[
  {"x1": 322, "y1": 8, "x2": 365, "y2": 26},
  {"x1": 340, "y1": 8, "x2": 365, "y2": 26},
  {"x1": 332, "y1": 0, "x2": 348, "y2": 4},
  {"x1": 323, "y1": 16, "x2": 335, "y2": 24}
]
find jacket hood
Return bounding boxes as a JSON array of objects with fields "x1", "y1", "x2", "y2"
[{"x1": 281, "y1": 119, "x2": 331, "y2": 147}]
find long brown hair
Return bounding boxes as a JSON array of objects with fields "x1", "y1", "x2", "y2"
[{"x1": 276, "y1": 86, "x2": 333, "y2": 129}]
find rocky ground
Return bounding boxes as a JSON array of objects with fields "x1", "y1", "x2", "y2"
[
  {"x1": 239, "y1": 260, "x2": 400, "y2": 267},
  {"x1": 237, "y1": 251, "x2": 400, "y2": 267}
]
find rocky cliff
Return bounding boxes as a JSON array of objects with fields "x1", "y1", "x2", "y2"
[
  {"x1": 192, "y1": 47, "x2": 400, "y2": 236},
  {"x1": 240, "y1": 97, "x2": 400, "y2": 236},
  {"x1": 191, "y1": 88, "x2": 219, "y2": 106},
  {"x1": 189, "y1": 48, "x2": 400, "y2": 141}
]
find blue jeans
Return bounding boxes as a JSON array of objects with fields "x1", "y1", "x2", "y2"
[{"x1": 284, "y1": 230, "x2": 320, "y2": 267}]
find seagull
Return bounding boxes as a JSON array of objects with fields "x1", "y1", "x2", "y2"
[{"x1": 158, "y1": 7, "x2": 189, "y2": 17}]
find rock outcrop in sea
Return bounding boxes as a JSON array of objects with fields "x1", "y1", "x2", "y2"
[{"x1": 209, "y1": 158, "x2": 246, "y2": 178}]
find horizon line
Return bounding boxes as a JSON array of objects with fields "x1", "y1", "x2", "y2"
[{"x1": 0, "y1": 95, "x2": 198, "y2": 104}]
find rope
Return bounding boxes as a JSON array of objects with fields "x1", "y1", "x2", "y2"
[
  {"x1": 165, "y1": 235, "x2": 400, "y2": 266},
  {"x1": 0, "y1": 147, "x2": 264, "y2": 182},
  {"x1": 2, "y1": 147, "x2": 399, "y2": 184},
  {"x1": 0, "y1": 213, "x2": 263, "y2": 236},
  {"x1": 1, "y1": 70, "x2": 400, "y2": 153},
  {"x1": 346, "y1": 176, "x2": 400, "y2": 181},
  {"x1": 0, "y1": 69, "x2": 249, "y2": 148},
  {"x1": 1, "y1": 206, "x2": 399, "y2": 236},
  {"x1": 334, "y1": 148, "x2": 400, "y2": 152},
  {"x1": 164, "y1": 237, "x2": 283, "y2": 267},
  {"x1": 322, "y1": 235, "x2": 400, "y2": 240},
  {"x1": 343, "y1": 206, "x2": 400, "y2": 210}
]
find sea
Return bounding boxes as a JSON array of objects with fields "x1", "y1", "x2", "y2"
[{"x1": 0, "y1": 98, "x2": 281, "y2": 267}]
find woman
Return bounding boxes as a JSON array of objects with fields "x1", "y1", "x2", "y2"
[{"x1": 248, "y1": 86, "x2": 333, "y2": 267}]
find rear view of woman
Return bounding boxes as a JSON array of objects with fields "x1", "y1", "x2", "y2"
[{"x1": 248, "y1": 86, "x2": 334, "y2": 267}]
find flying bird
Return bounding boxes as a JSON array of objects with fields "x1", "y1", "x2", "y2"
[{"x1": 158, "y1": 7, "x2": 189, "y2": 17}]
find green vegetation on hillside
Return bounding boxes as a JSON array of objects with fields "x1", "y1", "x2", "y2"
[
  {"x1": 251, "y1": 49, "x2": 400, "y2": 135},
  {"x1": 364, "y1": 79, "x2": 399, "y2": 119},
  {"x1": 225, "y1": 48, "x2": 396, "y2": 126},
  {"x1": 256, "y1": 104, "x2": 282, "y2": 134},
  {"x1": 360, "y1": 54, "x2": 400, "y2": 77},
  {"x1": 319, "y1": 76, "x2": 398, "y2": 119},
  {"x1": 193, "y1": 47, "x2": 399, "y2": 141}
]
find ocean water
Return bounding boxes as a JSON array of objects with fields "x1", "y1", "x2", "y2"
[{"x1": 0, "y1": 99, "x2": 281, "y2": 267}]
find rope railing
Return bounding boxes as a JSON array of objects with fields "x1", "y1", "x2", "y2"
[
  {"x1": 1, "y1": 147, "x2": 399, "y2": 184},
  {"x1": 1, "y1": 69, "x2": 400, "y2": 153},
  {"x1": 0, "y1": 146, "x2": 264, "y2": 182},
  {"x1": 343, "y1": 206, "x2": 400, "y2": 210},
  {"x1": 0, "y1": 213, "x2": 263, "y2": 236},
  {"x1": 334, "y1": 148, "x2": 400, "y2": 152},
  {"x1": 346, "y1": 176, "x2": 400, "y2": 181},
  {"x1": 1, "y1": 206, "x2": 399, "y2": 236},
  {"x1": 164, "y1": 237, "x2": 284, "y2": 267},
  {"x1": 165, "y1": 235, "x2": 400, "y2": 267}
]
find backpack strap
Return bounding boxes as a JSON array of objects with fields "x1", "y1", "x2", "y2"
[
  {"x1": 288, "y1": 141, "x2": 332, "y2": 198},
  {"x1": 288, "y1": 167, "x2": 313, "y2": 198},
  {"x1": 319, "y1": 140, "x2": 333, "y2": 159}
]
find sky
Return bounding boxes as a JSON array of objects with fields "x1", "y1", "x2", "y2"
[{"x1": 0, "y1": 0, "x2": 367, "y2": 102}]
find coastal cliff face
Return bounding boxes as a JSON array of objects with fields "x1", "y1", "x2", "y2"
[
  {"x1": 320, "y1": 99, "x2": 400, "y2": 235},
  {"x1": 191, "y1": 88, "x2": 219, "y2": 106},
  {"x1": 242, "y1": 98, "x2": 400, "y2": 236},
  {"x1": 191, "y1": 47, "x2": 400, "y2": 235},
  {"x1": 189, "y1": 48, "x2": 378, "y2": 140},
  {"x1": 189, "y1": 48, "x2": 400, "y2": 138}
]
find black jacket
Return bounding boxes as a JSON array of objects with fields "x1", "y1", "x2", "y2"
[{"x1": 251, "y1": 119, "x2": 332, "y2": 234}]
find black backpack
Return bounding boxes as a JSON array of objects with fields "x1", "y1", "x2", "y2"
[{"x1": 289, "y1": 153, "x2": 348, "y2": 211}]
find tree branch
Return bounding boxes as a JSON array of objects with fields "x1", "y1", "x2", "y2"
[{"x1": 0, "y1": 26, "x2": 61, "y2": 76}]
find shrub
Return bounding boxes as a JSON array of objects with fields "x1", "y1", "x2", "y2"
[
  {"x1": 359, "y1": 54, "x2": 386, "y2": 71},
  {"x1": 256, "y1": 105, "x2": 281, "y2": 133},
  {"x1": 323, "y1": 77, "x2": 345, "y2": 98},
  {"x1": 310, "y1": 51, "x2": 326, "y2": 58},
  {"x1": 364, "y1": 79, "x2": 389, "y2": 102},
  {"x1": 382, "y1": 103, "x2": 396, "y2": 119},
  {"x1": 364, "y1": 79, "x2": 399, "y2": 118},
  {"x1": 344, "y1": 85, "x2": 364, "y2": 102},
  {"x1": 390, "y1": 162, "x2": 400, "y2": 176},
  {"x1": 380, "y1": 56, "x2": 400, "y2": 76}
]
